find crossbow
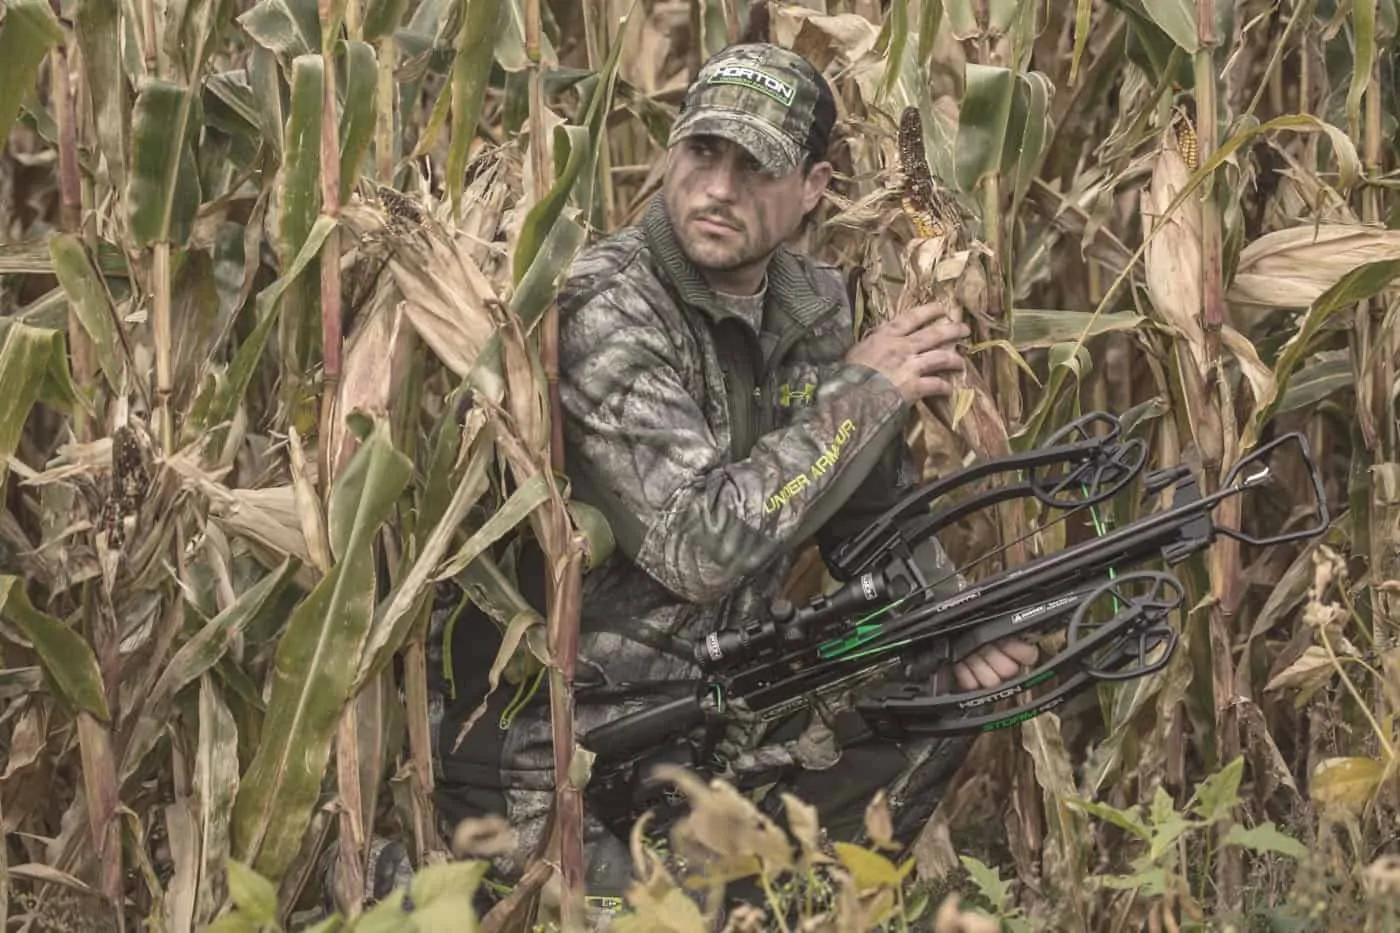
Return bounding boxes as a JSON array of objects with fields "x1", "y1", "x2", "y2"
[{"x1": 578, "y1": 411, "x2": 1330, "y2": 837}]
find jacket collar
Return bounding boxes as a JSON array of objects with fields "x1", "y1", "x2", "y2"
[{"x1": 642, "y1": 193, "x2": 839, "y2": 336}]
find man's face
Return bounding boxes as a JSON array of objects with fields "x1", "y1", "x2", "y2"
[{"x1": 662, "y1": 135, "x2": 832, "y2": 293}]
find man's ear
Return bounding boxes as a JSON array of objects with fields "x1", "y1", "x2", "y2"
[{"x1": 801, "y1": 160, "x2": 833, "y2": 213}]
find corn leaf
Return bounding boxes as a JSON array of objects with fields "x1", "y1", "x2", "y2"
[
  {"x1": 237, "y1": 0, "x2": 319, "y2": 60},
  {"x1": 127, "y1": 78, "x2": 202, "y2": 247},
  {"x1": 195, "y1": 676, "x2": 241, "y2": 926},
  {"x1": 0, "y1": 322, "x2": 86, "y2": 490},
  {"x1": 0, "y1": 239, "x2": 125, "y2": 276},
  {"x1": 445, "y1": 0, "x2": 504, "y2": 217},
  {"x1": 1069, "y1": 0, "x2": 1093, "y2": 83},
  {"x1": 1011, "y1": 308, "x2": 1146, "y2": 348},
  {"x1": 1137, "y1": 0, "x2": 1198, "y2": 53},
  {"x1": 1241, "y1": 258, "x2": 1400, "y2": 448},
  {"x1": 954, "y1": 64, "x2": 1016, "y2": 193},
  {"x1": 1348, "y1": 0, "x2": 1377, "y2": 139},
  {"x1": 338, "y1": 41, "x2": 378, "y2": 202},
  {"x1": 75, "y1": 0, "x2": 128, "y2": 193},
  {"x1": 200, "y1": 214, "x2": 338, "y2": 434},
  {"x1": 231, "y1": 424, "x2": 411, "y2": 881},
  {"x1": 50, "y1": 234, "x2": 126, "y2": 393},
  {"x1": 1001, "y1": 70, "x2": 1053, "y2": 219},
  {"x1": 1277, "y1": 355, "x2": 1352, "y2": 413},
  {"x1": 0, "y1": 0, "x2": 63, "y2": 146},
  {"x1": 355, "y1": 417, "x2": 495, "y2": 687},
  {"x1": 0, "y1": 577, "x2": 109, "y2": 721},
  {"x1": 119, "y1": 559, "x2": 299, "y2": 785},
  {"x1": 362, "y1": 0, "x2": 407, "y2": 40},
  {"x1": 277, "y1": 54, "x2": 324, "y2": 368}
]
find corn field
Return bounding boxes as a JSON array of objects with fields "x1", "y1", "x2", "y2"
[{"x1": 1, "y1": 0, "x2": 1400, "y2": 929}]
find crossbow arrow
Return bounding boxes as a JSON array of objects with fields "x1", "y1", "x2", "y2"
[{"x1": 578, "y1": 413, "x2": 1329, "y2": 838}]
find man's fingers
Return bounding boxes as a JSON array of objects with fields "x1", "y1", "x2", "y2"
[
  {"x1": 903, "y1": 317, "x2": 971, "y2": 353},
  {"x1": 886, "y1": 300, "x2": 955, "y2": 336},
  {"x1": 998, "y1": 637, "x2": 1040, "y2": 666}
]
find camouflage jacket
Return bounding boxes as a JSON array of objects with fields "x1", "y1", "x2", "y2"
[{"x1": 458, "y1": 194, "x2": 968, "y2": 887}]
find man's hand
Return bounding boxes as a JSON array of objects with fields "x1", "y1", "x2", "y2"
[
  {"x1": 952, "y1": 637, "x2": 1039, "y2": 691},
  {"x1": 846, "y1": 299, "x2": 970, "y2": 403}
]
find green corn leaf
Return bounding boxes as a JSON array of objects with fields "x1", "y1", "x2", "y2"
[
  {"x1": 277, "y1": 53, "x2": 324, "y2": 371},
  {"x1": 917, "y1": 0, "x2": 943, "y2": 68},
  {"x1": 874, "y1": 0, "x2": 908, "y2": 102},
  {"x1": 446, "y1": 0, "x2": 505, "y2": 218},
  {"x1": 0, "y1": 0, "x2": 63, "y2": 147},
  {"x1": 355, "y1": 419, "x2": 497, "y2": 687},
  {"x1": 0, "y1": 577, "x2": 109, "y2": 721},
  {"x1": 338, "y1": 40, "x2": 378, "y2": 202},
  {"x1": 0, "y1": 322, "x2": 87, "y2": 490},
  {"x1": 1348, "y1": 0, "x2": 1377, "y2": 139},
  {"x1": 1010, "y1": 308, "x2": 1147, "y2": 349},
  {"x1": 250, "y1": 46, "x2": 286, "y2": 161},
  {"x1": 126, "y1": 78, "x2": 202, "y2": 247},
  {"x1": 231, "y1": 424, "x2": 412, "y2": 882},
  {"x1": 1277, "y1": 354, "x2": 1352, "y2": 413},
  {"x1": 363, "y1": 0, "x2": 408, "y2": 40},
  {"x1": 237, "y1": 0, "x2": 319, "y2": 60},
  {"x1": 119, "y1": 560, "x2": 299, "y2": 786},
  {"x1": 1003, "y1": 70, "x2": 1053, "y2": 218},
  {"x1": 49, "y1": 235, "x2": 126, "y2": 393},
  {"x1": 199, "y1": 214, "x2": 337, "y2": 435},
  {"x1": 434, "y1": 472, "x2": 549, "y2": 583},
  {"x1": 1069, "y1": 0, "x2": 1093, "y2": 83},
  {"x1": 954, "y1": 64, "x2": 1016, "y2": 193},
  {"x1": 1139, "y1": 0, "x2": 1198, "y2": 53},
  {"x1": 510, "y1": 123, "x2": 591, "y2": 312},
  {"x1": 75, "y1": 0, "x2": 128, "y2": 194}
]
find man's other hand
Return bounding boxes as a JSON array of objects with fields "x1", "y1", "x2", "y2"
[
  {"x1": 952, "y1": 637, "x2": 1039, "y2": 691},
  {"x1": 846, "y1": 298, "x2": 970, "y2": 404}
]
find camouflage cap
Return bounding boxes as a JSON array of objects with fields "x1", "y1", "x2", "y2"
[{"x1": 668, "y1": 43, "x2": 836, "y2": 175}]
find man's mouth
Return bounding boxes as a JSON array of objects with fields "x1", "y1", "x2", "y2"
[{"x1": 693, "y1": 214, "x2": 740, "y2": 235}]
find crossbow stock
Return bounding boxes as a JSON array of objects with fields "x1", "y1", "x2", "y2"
[{"x1": 579, "y1": 411, "x2": 1330, "y2": 836}]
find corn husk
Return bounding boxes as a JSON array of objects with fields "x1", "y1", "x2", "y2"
[
  {"x1": 1142, "y1": 125, "x2": 1206, "y2": 376},
  {"x1": 1227, "y1": 224, "x2": 1400, "y2": 310}
]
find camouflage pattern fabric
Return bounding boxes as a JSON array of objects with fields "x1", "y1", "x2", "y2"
[
  {"x1": 668, "y1": 43, "x2": 835, "y2": 175},
  {"x1": 439, "y1": 192, "x2": 972, "y2": 898}
]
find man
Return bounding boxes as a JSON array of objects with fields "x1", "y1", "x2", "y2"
[{"x1": 434, "y1": 42, "x2": 1035, "y2": 918}]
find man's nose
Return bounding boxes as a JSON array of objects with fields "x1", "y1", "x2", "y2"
[{"x1": 702, "y1": 159, "x2": 740, "y2": 202}]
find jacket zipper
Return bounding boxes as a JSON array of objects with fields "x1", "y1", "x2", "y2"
[{"x1": 756, "y1": 301, "x2": 843, "y2": 437}]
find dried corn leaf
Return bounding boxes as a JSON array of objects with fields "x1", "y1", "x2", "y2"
[
  {"x1": 195, "y1": 675, "x2": 240, "y2": 926},
  {"x1": 119, "y1": 560, "x2": 298, "y2": 785},
  {"x1": 1228, "y1": 225, "x2": 1400, "y2": 311},
  {"x1": 390, "y1": 221, "x2": 506, "y2": 404}
]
